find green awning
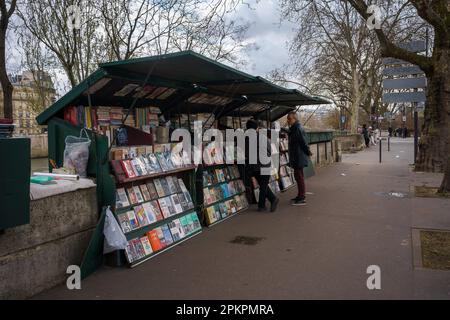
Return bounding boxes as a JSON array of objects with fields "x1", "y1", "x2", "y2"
[{"x1": 37, "y1": 50, "x2": 329, "y2": 125}]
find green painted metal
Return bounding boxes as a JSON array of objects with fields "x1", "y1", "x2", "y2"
[
  {"x1": 80, "y1": 207, "x2": 106, "y2": 279},
  {"x1": 0, "y1": 138, "x2": 30, "y2": 229}
]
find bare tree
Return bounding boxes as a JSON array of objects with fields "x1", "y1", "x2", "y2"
[
  {"x1": 17, "y1": 0, "x2": 105, "y2": 87},
  {"x1": 344, "y1": 0, "x2": 450, "y2": 192},
  {"x1": 0, "y1": 0, "x2": 16, "y2": 119}
]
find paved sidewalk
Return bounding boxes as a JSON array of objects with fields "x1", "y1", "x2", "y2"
[{"x1": 34, "y1": 137, "x2": 450, "y2": 299}]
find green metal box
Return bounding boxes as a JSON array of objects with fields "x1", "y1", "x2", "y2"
[{"x1": 0, "y1": 138, "x2": 31, "y2": 229}]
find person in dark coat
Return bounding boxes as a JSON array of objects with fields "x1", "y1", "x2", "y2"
[
  {"x1": 245, "y1": 119, "x2": 279, "y2": 212},
  {"x1": 362, "y1": 124, "x2": 370, "y2": 147},
  {"x1": 283, "y1": 112, "x2": 312, "y2": 206}
]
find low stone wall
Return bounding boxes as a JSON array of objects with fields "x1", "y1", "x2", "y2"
[
  {"x1": 0, "y1": 187, "x2": 98, "y2": 300},
  {"x1": 30, "y1": 134, "x2": 48, "y2": 159},
  {"x1": 310, "y1": 140, "x2": 337, "y2": 167},
  {"x1": 334, "y1": 134, "x2": 365, "y2": 152}
]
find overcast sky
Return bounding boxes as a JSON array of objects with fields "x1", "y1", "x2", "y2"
[{"x1": 232, "y1": 0, "x2": 296, "y2": 79}]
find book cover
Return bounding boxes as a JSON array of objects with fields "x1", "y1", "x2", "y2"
[
  {"x1": 160, "y1": 178, "x2": 172, "y2": 196},
  {"x1": 172, "y1": 177, "x2": 181, "y2": 192},
  {"x1": 170, "y1": 194, "x2": 183, "y2": 214},
  {"x1": 131, "y1": 159, "x2": 144, "y2": 176},
  {"x1": 147, "y1": 154, "x2": 162, "y2": 173},
  {"x1": 134, "y1": 205, "x2": 150, "y2": 227},
  {"x1": 190, "y1": 212, "x2": 201, "y2": 231},
  {"x1": 136, "y1": 156, "x2": 148, "y2": 176},
  {"x1": 161, "y1": 224, "x2": 174, "y2": 246},
  {"x1": 127, "y1": 210, "x2": 140, "y2": 230},
  {"x1": 156, "y1": 227, "x2": 168, "y2": 249},
  {"x1": 177, "y1": 192, "x2": 189, "y2": 211},
  {"x1": 126, "y1": 187, "x2": 139, "y2": 205},
  {"x1": 146, "y1": 181, "x2": 159, "y2": 200},
  {"x1": 121, "y1": 160, "x2": 136, "y2": 178},
  {"x1": 140, "y1": 236, "x2": 153, "y2": 256},
  {"x1": 206, "y1": 206, "x2": 217, "y2": 224},
  {"x1": 133, "y1": 186, "x2": 145, "y2": 203},
  {"x1": 142, "y1": 202, "x2": 157, "y2": 224},
  {"x1": 166, "y1": 176, "x2": 178, "y2": 194},
  {"x1": 234, "y1": 195, "x2": 243, "y2": 210},
  {"x1": 229, "y1": 199, "x2": 238, "y2": 213},
  {"x1": 158, "y1": 196, "x2": 174, "y2": 218},
  {"x1": 214, "y1": 204, "x2": 222, "y2": 222},
  {"x1": 139, "y1": 184, "x2": 152, "y2": 202},
  {"x1": 133, "y1": 238, "x2": 146, "y2": 260},
  {"x1": 218, "y1": 202, "x2": 228, "y2": 218},
  {"x1": 204, "y1": 188, "x2": 212, "y2": 205},
  {"x1": 118, "y1": 213, "x2": 132, "y2": 233},
  {"x1": 153, "y1": 178, "x2": 166, "y2": 197},
  {"x1": 168, "y1": 220, "x2": 182, "y2": 242},
  {"x1": 163, "y1": 151, "x2": 176, "y2": 170},
  {"x1": 147, "y1": 229, "x2": 163, "y2": 252},
  {"x1": 149, "y1": 200, "x2": 164, "y2": 221},
  {"x1": 220, "y1": 183, "x2": 229, "y2": 198},
  {"x1": 179, "y1": 216, "x2": 191, "y2": 235},
  {"x1": 155, "y1": 152, "x2": 170, "y2": 172},
  {"x1": 116, "y1": 188, "x2": 130, "y2": 208},
  {"x1": 125, "y1": 241, "x2": 138, "y2": 263},
  {"x1": 185, "y1": 214, "x2": 195, "y2": 234},
  {"x1": 141, "y1": 156, "x2": 154, "y2": 174},
  {"x1": 179, "y1": 179, "x2": 194, "y2": 209}
]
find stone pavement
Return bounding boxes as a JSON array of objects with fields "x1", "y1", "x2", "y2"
[{"x1": 34, "y1": 137, "x2": 450, "y2": 299}]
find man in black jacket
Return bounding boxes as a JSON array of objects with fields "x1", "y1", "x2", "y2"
[
  {"x1": 245, "y1": 119, "x2": 279, "y2": 212},
  {"x1": 285, "y1": 112, "x2": 312, "y2": 206}
]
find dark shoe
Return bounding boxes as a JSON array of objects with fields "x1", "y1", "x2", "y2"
[
  {"x1": 291, "y1": 196, "x2": 301, "y2": 201},
  {"x1": 257, "y1": 207, "x2": 267, "y2": 212},
  {"x1": 270, "y1": 198, "x2": 279, "y2": 212},
  {"x1": 292, "y1": 199, "x2": 306, "y2": 206}
]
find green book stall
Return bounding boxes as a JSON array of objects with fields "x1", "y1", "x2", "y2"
[{"x1": 36, "y1": 50, "x2": 329, "y2": 275}]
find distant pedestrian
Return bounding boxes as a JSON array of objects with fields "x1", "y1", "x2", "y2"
[
  {"x1": 245, "y1": 119, "x2": 279, "y2": 212},
  {"x1": 283, "y1": 112, "x2": 312, "y2": 206},
  {"x1": 362, "y1": 124, "x2": 370, "y2": 147},
  {"x1": 388, "y1": 126, "x2": 393, "y2": 137}
]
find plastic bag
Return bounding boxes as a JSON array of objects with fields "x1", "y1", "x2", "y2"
[
  {"x1": 103, "y1": 207, "x2": 128, "y2": 254},
  {"x1": 63, "y1": 129, "x2": 91, "y2": 177}
]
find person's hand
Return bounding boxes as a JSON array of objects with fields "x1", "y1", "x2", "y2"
[{"x1": 307, "y1": 150, "x2": 313, "y2": 157}]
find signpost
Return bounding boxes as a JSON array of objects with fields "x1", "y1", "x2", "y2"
[{"x1": 382, "y1": 40, "x2": 427, "y2": 164}]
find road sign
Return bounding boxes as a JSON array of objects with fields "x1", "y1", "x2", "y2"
[{"x1": 383, "y1": 92, "x2": 426, "y2": 103}]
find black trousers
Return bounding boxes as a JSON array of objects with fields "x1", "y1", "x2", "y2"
[{"x1": 255, "y1": 172, "x2": 276, "y2": 209}]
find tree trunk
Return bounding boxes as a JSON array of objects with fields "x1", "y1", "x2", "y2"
[
  {"x1": 439, "y1": 155, "x2": 450, "y2": 193},
  {"x1": 415, "y1": 47, "x2": 450, "y2": 174},
  {"x1": 0, "y1": 26, "x2": 13, "y2": 120},
  {"x1": 350, "y1": 67, "x2": 361, "y2": 133}
]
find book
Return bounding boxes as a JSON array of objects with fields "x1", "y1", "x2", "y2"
[
  {"x1": 149, "y1": 200, "x2": 164, "y2": 221},
  {"x1": 136, "y1": 156, "x2": 148, "y2": 175},
  {"x1": 166, "y1": 176, "x2": 178, "y2": 194},
  {"x1": 118, "y1": 213, "x2": 132, "y2": 233},
  {"x1": 155, "y1": 152, "x2": 170, "y2": 172},
  {"x1": 147, "y1": 154, "x2": 162, "y2": 173},
  {"x1": 127, "y1": 210, "x2": 140, "y2": 230},
  {"x1": 125, "y1": 241, "x2": 138, "y2": 263},
  {"x1": 158, "y1": 196, "x2": 174, "y2": 218},
  {"x1": 170, "y1": 194, "x2": 183, "y2": 214},
  {"x1": 131, "y1": 159, "x2": 144, "y2": 176},
  {"x1": 185, "y1": 214, "x2": 195, "y2": 234},
  {"x1": 163, "y1": 151, "x2": 176, "y2": 170},
  {"x1": 126, "y1": 187, "x2": 139, "y2": 205},
  {"x1": 140, "y1": 236, "x2": 153, "y2": 256},
  {"x1": 218, "y1": 202, "x2": 228, "y2": 219},
  {"x1": 133, "y1": 186, "x2": 145, "y2": 203},
  {"x1": 155, "y1": 227, "x2": 167, "y2": 249},
  {"x1": 161, "y1": 224, "x2": 174, "y2": 246},
  {"x1": 179, "y1": 178, "x2": 194, "y2": 209},
  {"x1": 206, "y1": 206, "x2": 217, "y2": 224},
  {"x1": 179, "y1": 216, "x2": 190, "y2": 235},
  {"x1": 172, "y1": 177, "x2": 181, "y2": 192},
  {"x1": 153, "y1": 178, "x2": 166, "y2": 197},
  {"x1": 168, "y1": 219, "x2": 182, "y2": 242},
  {"x1": 142, "y1": 202, "x2": 157, "y2": 224},
  {"x1": 133, "y1": 239, "x2": 146, "y2": 260},
  {"x1": 139, "y1": 184, "x2": 152, "y2": 202},
  {"x1": 177, "y1": 192, "x2": 189, "y2": 211},
  {"x1": 204, "y1": 188, "x2": 212, "y2": 205},
  {"x1": 116, "y1": 188, "x2": 130, "y2": 208},
  {"x1": 121, "y1": 160, "x2": 136, "y2": 178},
  {"x1": 134, "y1": 205, "x2": 150, "y2": 227},
  {"x1": 190, "y1": 212, "x2": 201, "y2": 231},
  {"x1": 147, "y1": 229, "x2": 163, "y2": 252},
  {"x1": 146, "y1": 181, "x2": 159, "y2": 200},
  {"x1": 160, "y1": 177, "x2": 172, "y2": 196}
]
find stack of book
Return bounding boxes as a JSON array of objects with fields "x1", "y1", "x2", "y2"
[
  {"x1": 187, "y1": 93, "x2": 232, "y2": 106},
  {"x1": 124, "y1": 211, "x2": 201, "y2": 263},
  {"x1": 202, "y1": 165, "x2": 249, "y2": 225},
  {"x1": 136, "y1": 106, "x2": 161, "y2": 128},
  {"x1": 0, "y1": 119, "x2": 14, "y2": 138}
]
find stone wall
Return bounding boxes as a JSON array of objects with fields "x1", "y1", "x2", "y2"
[
  {"x1": 334, "y1": 134, "x2": 365, "y2": 152},
  {"x1": 30, "y1": 134, "x2": 48, "y2": 159},
  {"x1": 0, "y1": 188, "x2": 98, "y2": 300},
  {"x1": 310, "y1": 140, "x2": 337, "y2": 168}
]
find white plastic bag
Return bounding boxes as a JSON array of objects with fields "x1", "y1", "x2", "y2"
[
  {"x1": 63, "y1": 129, "x2": 91, "y2": 177},
  {"x1": 103, "y1": 207, "x2": 128, "y2": 254}
]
